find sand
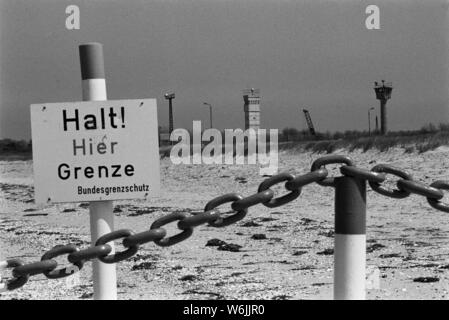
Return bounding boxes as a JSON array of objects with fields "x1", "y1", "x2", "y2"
[{"x1": 1, "y1": 148, "x2": 449, "y2": 300}]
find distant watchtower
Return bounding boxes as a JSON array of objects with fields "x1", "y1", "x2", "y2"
[
  {"x1": 243, "y1": 88, "x2": 260, "y2": 130},
  {"x1": 374, "y1": 80, "x2": 393, "y2": 135}
]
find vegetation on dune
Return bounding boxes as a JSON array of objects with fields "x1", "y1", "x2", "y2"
[
  {"x1": 0, "y1": 139, "x2": 32, "y2": 160},
  {"x1": 159, "y1": 123, "x2": 449, "y2": 158},
  {"x1": 2, "y1": 123, "x2": 449, "y2": 160},
  {"x1": 278, "y1": 123, "x2": 449, "y2": 154},
  {"x1": 0, "y1": 139, "x2": 31, "y2": 153}
]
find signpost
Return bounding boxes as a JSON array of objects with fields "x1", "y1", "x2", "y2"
[{"x1": 30, "y1": 43, "x2": 160, "y2": 300}]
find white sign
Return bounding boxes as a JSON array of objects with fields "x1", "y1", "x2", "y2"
[{"x1": 30, "y1": 99, "x2": 160, "y2": 203}]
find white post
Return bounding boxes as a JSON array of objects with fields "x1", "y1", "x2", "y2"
[
  {"x1": 79, "y1": 43, "x2": 117, "y2": 300},
  {"x1": 333, "y1": 176, "x2": 366, "y2": 300},
  {"x1": 334, "y1": 234, "x2": 366, "y2": 299}
]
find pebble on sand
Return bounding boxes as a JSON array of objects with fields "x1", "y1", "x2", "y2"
[
  {"x1": 179, "y1": 275, "x2": 198, "y2": 281},
  {"x1": 241, "y1": 221, "x2": 262, "y2": 227},
  {"x1": 317, "y1": 248, "x2": 334, "y2": 255},
  {"x1": 131, "y1": 262, "x2": 155, "y2": 271},
  {"x1": 206, "y1": 238, "x2": 227, "y2": 247},
  {"x1": 413, "y1": 277, "x2": 439, "y2": 283},
  {"x1": 366, "y1": 243, "x2": 386, "y2": 253},
  {"x1": 251, "y1": 234, "x2": 267, "y2": 240},
  {"x1": 217, "y1": 243, "x2": 242, "y2": 252}
]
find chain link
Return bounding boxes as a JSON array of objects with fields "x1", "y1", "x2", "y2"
[
  {"x1": 0, "y1": 259, "x2": 29, "y2": 292},
  {"x1": 231, "y1": 190, "x2": 274, "y2": 211},
  {"x1": 95, "y1": 230, "x2": 140, "y2": 263},
  {"x1": 427, "y1": 181, "x2": 449, "y2": 213},
  {"x1": 12, "y1": 260, "x2": 58, "y2": 278},
  {"x1": 257, "y1": 173, "x2": 300, "y2": 207},
  {"x1": 369, "y1": 164, "x2": 412, "y2": 198},
  {"x1": 122, "y1": 228, "x2": 166, "y2": 247},
  {"x1": 285, "y1": 168, "x2": 328, "y2": 191},
  {"x1": 2, "y1": 154, "x2": 449, "y2": 293},
  {"x1": 310, "y1": 155, "x2": 354, "y2": 187},
  {"x1": 204, "y1": 193, "x2": 248, "y2": 227},
  {"x1": 68, "y1": 244, "x2": 112, "y2": 264},
  {"x1": 340, "y1": 165, "x2": 386, "y2": 183},
  {"x1": 397, "y1": 180, "x2": 444, "y2": 200},
  {"x1": 151, "y1": 212, "x2": 194, "y2": 247},
  {"x1": 40, "y1": 245, "x2": 84, "y2": 279}
]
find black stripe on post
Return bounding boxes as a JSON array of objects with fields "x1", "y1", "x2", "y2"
[
  {"x1": 79, "y1": 43, "x2": 105, "y2": 80},
  {"x1": 334, "y1": 176, "x2": 366, "y2": 235}
]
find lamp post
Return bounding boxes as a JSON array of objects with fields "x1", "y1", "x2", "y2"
[
  {"x1": 368, "y1": 107, "x2": 375, "y2": 135},
  {"x1": 164, "y1": 92, "x2": 175, "y2": 136},
  {"x1": 203, "y1": 102, "x2": 213, "y2": 129}
]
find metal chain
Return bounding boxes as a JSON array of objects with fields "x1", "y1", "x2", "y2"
[
  {"x1": 2, "y1": 154, "x2": 449, "y2": 293},
  {"x1": 310, "y1": 155, "x2": 354, "y2": 187},
  {"x1": 427, "y1": 181, "x2": 449, "y2": 212},
  {"x1": 368, "y1": 164, "x2": 412, "y2": 198}
]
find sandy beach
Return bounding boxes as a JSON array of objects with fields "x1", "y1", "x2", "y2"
[{"x1": 1, "y1": 148, "x2": 449, "y2": 300}]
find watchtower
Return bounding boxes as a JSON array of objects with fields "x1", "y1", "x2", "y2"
[
  {"x1": 243, "y1": 88, "x2": 260, "y2": 130},
  {"x1": 374, "y1": 80, "x2": 393, "y2": 135}
]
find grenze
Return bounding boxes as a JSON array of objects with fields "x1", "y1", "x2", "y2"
[{"x1": 58, "y1": 163, "x2": 134, "y2": 180}]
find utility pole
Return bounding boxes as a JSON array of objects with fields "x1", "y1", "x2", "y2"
[{"x1": 368, "y1": 107, "x2": 375, "y2": 135}]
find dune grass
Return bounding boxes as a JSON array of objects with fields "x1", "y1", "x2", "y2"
[
  {"x1": 158, "y1": 130, "x2": 449, "y2": 159},
  {"x1": 278, "y1": 130, "x2": 449, "y2": 154},
  {"x1": 274, "y1": 123, "x2": 449, "y2": 154}
]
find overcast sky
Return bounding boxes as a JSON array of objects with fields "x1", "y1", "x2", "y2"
[{"x1": 1, "y1": 0, "x2": 448, "y2": 140}]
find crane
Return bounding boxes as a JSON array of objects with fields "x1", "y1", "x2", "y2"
[{"x1": 302, "y1": 109, "x2": 316, "y2": 136}]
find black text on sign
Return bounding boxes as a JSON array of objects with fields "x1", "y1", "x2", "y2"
[{"x1": 30, "y1": 99, "x2": 160, "y2": 203}]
